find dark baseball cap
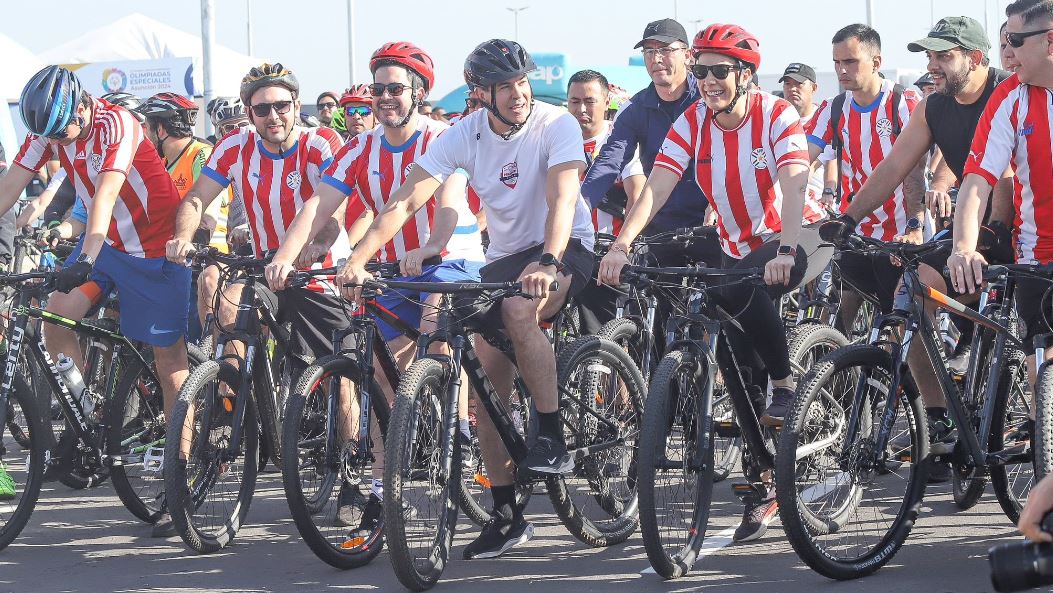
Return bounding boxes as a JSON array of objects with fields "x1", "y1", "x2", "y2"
[
  {"x1": 779, "y1": 63, "x2": 816, "y2": 84},
  {"x1": 907, "y1": 16, "x2": 991, "y2": 53},
  {"x1": 634, "y1": 18, "x2": 689, "y2": 49},
  {"x1": 914, "y1": 72, "x2": 935, "y2": 87}
]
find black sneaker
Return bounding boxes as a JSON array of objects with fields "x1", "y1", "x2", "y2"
[
  {"x1": 522, "y1": 434, "x2": 574, "y2": 475},
  {"x1": 760, "y1": 387, "x2": 796, "y2": 427},
  {"x1": 927, "y1": 459, "x2": 952, "y2": 483},
  {"x1": 151, "y1": 513, "x2": 177, "y2": 538},
  {"x1": 336, "y1": 481, "x2": 369, "y2": 527},
  {"x1": 463, "y1": 510, "x2": 534, "y2": 559},
  {"x1": 947, "y1": 343, "x2": 972, "y2": 377},
  {"x1": 733, "y1": 487, "x2": 778, "y2": 543},
  {"x1": 341, "y1": 493, "x2": 383, "y2": 549},
  {"x1": 928, "y1": 413, "x2": 957, "y2": 457}
]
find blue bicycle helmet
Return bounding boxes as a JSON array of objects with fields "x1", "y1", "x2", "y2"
[{"x1": 20, "y1": 66, "x2": 83, "y2": 137}]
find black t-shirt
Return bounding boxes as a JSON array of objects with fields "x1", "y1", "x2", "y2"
[{"x1": 925, "y1": 68, "x2": 1011, "y2": 180}]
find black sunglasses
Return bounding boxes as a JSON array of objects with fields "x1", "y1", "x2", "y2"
[
  {"x1": 250, "y1": 100, "x2": 293, "y2": 118},
  {"x1": 1006, "y1": 28, "x2": 1053, "y2": 48},
  {"x1": 317, "y1": 101, "x2": 337, "y2": 110},
  {"x1": 691, "y1": 64, "x2": 742, "y2": 80},
  {"x1": 46, "y1": 115, "x2": 83, "y2": 141},
  {"x1": 369, "y1": 83, "x2": 410, "y2": 97}
]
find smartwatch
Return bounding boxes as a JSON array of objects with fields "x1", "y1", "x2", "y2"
[
  {"x1": 538, "y1": 252, "x2": 566, "y2": 273},
  {"x1": 905, "y1": 216, "x2": 923, "y2": 232},
  {"x1": 777, "y1": 244, "x2": 797, "y2": 258},
  {"x1": 76, "y1": 253, "x2": 95, "y2": 266}
]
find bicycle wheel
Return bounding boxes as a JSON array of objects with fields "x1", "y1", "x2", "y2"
[
  {"x1": 164, "y1": 359, "x2": 259, "y2": 553},
  {"x1": 990, "y1": 347, "x2": 1032, "y2": 523},
  {"x1": 282, "y1": 354, "x2": 390, "y2": 569},
  {"x1": 952, "y1": 332, "x2": 994, "y2": 510},
  {"x1": 107, "y1": 357, "x2": 167, "y2": 523},
  {"x1": 710, "y1": 379, "x2": 740, "y2": 483},
  {"x1": 776, "y1": 345, "x2": 928, "y2": 580},
  {"x1": 0, "y1": 375, "x2": 45, "y2": 551},
  {"x1": 457, "y1": 387, "x2": 533, "y2": 527},
  {"x1": 549, "y1": 335, "x2": 646, "y2": 547},
  {"x1": 1037, "y1": 360, "x2": 1053, "y2": 480},
  {"x1": 638, "y1": 350, "x2": 713, "y2": 579},
  {"x1": 385, "y1": 357, "x2": 460, "y2": 592}
]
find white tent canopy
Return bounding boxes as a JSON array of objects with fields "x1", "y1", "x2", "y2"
[
  {"x1": 38, "y1": 13, "x2": 264, "y2": 97},
  {"x1": 0, "y1": 34, "x2": 44, "y2": 101}
]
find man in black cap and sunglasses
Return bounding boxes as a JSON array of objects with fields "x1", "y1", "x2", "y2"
[{"x1": 582, "y1": 19, "x2": 713, "y2": 260}]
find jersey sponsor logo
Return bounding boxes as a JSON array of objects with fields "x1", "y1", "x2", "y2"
[
  {"x1": 174, "y1": 173, "x2": 189, "y2": 192},
  {"x1": 1021, "y1": 122, "x2": 1034, "y2": 137},
  {"x1": 370, "y1": 170, "x2": 386, "y2": 180},
  {"x1": 89, "y1": 153, "x2": 103, "y2": 171},
  {"x1": 750, "y1": 148, "x2": 768, "y2": 170},
  {"x1": 74, "y1": 151, "x2": 86, "y2": 161},
  {"x1": 286, "y1": 170, "x2": 302, "y2": 190},
  {"x1": 876, "y1": 118, "x2": 894, "y2": 138},
  {"x1": 403, "y1": 163, "x2": 414, "y2": 179},
  {"x1": 500, "y1": 162, "x2": 519, "y2": 189}
]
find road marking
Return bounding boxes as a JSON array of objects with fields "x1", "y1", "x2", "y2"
[{"x1": 639, "y1": 526, "x2": 739, "y2": 574}]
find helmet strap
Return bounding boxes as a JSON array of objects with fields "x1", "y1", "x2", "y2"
[{"x1": 481, "y1": 84, "x2": 534, "y2": 140}]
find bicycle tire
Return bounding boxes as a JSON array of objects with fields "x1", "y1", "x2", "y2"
[
  {"x1": 776, "y1": 345, "x2": 928, "y2": 580},
  {"x1": 385, "y1": 357, "x2": 460, "y2": 591},
  {"x1": 638, "y1": 350, "x2": 713, "y2": 579},
  {"x1": 165, "y1": 359, "x2": 259, "y2": 553},
  {"x1": 990, "y1": 346, "x2": 1032, "y2": 523},
  {"x1": 282, "y1": 354, "x2": 390, "y2": 569},
  {"x1": 1037, "y1": 361, "x2": 1053, "y2": 481},
  {"x1": 0, "y1": 375, "x2": 45, "y2": 551},
  {"x1": 548, "y1": 335, "x2": 646, "y2": 547}
]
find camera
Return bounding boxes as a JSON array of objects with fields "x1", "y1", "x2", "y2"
[{"x1": 989, "y1": 512, "x2": 1053, "y2": 592}]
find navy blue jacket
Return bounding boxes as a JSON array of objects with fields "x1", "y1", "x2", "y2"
[{"x1": 581, "y1": 76, "x2": 707, "y2": 233}]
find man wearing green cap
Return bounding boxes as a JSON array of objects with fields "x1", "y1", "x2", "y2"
[{"x1": 825, "y1": 15, "x2": 1016, "y2": 483}]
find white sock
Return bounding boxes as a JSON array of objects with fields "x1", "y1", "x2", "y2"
[
  {"x1": 371, "y1": 478, "x2": 383, "y2": 501},
  {"x1": 459, "y1": 418, "x2": 472, "y2": 438}
]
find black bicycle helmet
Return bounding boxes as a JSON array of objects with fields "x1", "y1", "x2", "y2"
[
  {"x1": 137, "y1": 92, "x2": 199, "y2": 137},
  {"x1": 101, "y1": 92, "x2": 146, "y2": 123},
  {"x1": 19, "y1": 65, "x2": 83, "y2": 137},
  {"x1": 463, "y1": 39, "x2": 537, "y2": 89}
]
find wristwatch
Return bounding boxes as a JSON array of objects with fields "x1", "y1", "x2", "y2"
[
  {"x1": 905, "y1": 216, "x2": 923, "y2": 232},
  {"x1": 538, "y1": 252, "x2": 566, "y2": 273},
  {"x1": 821, "y1": 188, "x2": 836, "y2": 197},
  {"x1": 777, "y1": 244, "x2": 797, "y2": 258},
  {"x1": 76, "y1": 253, "x2": 95, "y2": 266}
]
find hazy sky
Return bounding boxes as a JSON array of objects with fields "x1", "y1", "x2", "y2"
[{"x1": 3, "y1": 0, "x2": 1013, "y2": 102}]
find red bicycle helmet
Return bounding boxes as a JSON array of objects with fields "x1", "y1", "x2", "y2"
[
  {"x1": 369, "y1": 42, "x2": 436, "y2": 93},
  {"x1": 693, "y1": 24, "x2": 761, "y2": 71},
  {"x1": 339, "y1": 84, "x2": 373, "y2": 106}
]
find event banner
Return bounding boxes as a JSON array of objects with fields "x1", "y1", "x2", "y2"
[{"x1": 63, "y1": 58, "x2": 195, "y2": 98}]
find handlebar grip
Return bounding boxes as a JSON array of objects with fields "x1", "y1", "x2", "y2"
[{"x1": 421, "y1": 255, "x2": 443, "y2": 267}]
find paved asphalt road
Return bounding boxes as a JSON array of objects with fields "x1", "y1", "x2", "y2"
[{"x1": 0, "y1": 465, "x2": 1031, "y2": 593}]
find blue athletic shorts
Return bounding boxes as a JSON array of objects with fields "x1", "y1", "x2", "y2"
[
  {"x1": 374, "y1": 259, "x2": 483, "y2": 342},
  {"x1": 67, "y1": 241, "x2": 192, "y2": 347}
]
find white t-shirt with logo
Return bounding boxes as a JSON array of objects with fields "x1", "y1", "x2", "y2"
[{"x1": 415, "y1": 101, "x2": 595, "y2": 261}]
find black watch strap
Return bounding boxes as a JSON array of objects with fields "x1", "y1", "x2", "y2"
[{"x1": 539, "y1": 252, "x2": 566, "y2": 273}]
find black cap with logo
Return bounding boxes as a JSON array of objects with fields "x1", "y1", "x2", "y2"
[
  {"x1": 634, "y1": 19, "x2": 690, "y2": 49},
  {"x1": 779, "y1": 63, "x2": 817, "y2": 84}
]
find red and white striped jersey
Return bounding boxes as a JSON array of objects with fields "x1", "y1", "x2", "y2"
[
  {"x1": 14, "y1": 97, "x2": 180, "y2": 258},
  {"x1": 203, "y1": 126, "x2": 349, "y2": 293},
  {"x1": 654, "y1": 91, "x2": 825, "y2": 258},
  {"x1": 583, "y1": 121, "x2": 645, "y2": 236},
  {"x1": 325, "y1": 117, "x2": 484, "y2": 263},
  {"x1": 806, "y1": 79, "x2": 921, "y2": 240},
  {"x1": 204, "y1": 126, "x2": 345, "y2": 256},
  {"x1": 965, "y1": 74, "x2": 1053, "y2": 263}
]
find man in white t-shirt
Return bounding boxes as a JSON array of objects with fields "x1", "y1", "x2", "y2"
[{"x1": 337, "y1": 39, "x2": 595, "y2": 559}]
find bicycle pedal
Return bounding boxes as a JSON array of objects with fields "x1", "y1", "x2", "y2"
[
  {"x1": 714, "y1": 420, "x2": 740, "y2": 438},
  {"x1": 731, "y1": 482, "x2": 764, "y2": 500},
  {"x1": 142, "y1": 447, "x2": 165, "y2": 474}
]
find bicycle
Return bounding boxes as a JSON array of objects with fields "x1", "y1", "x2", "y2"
[
  {"x1": 377, "y1": 276, "x2": 645, "y2": 591},
  {"x1": 164, "y1": 248, "x2": 297, "y2": 553},
  {"x1": 777, "y1": 233, "x2": 1038, "y2": 580},
  {"x1": 279, "y1": 257, "x2": 442, "y2": 568},
  {"x1": 632, "y1": 262, "x2": 844, "y2": 579}
]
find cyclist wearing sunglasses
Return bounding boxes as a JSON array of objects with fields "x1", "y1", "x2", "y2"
[
  {"x1": 336, "y1": 84, "x2": 376, "y2": 140},
  {"x1": 265, "y1": 42, "x2": 485, "y2": 540},
  {"x1": 599, "y1": 23, "x2": 826, "y2": 542},
  {"x1": 334, "y1": 38, "x2": 594, "y2": 559},
  {"x1": 5, "y1": 65, "x2": 192, "y2": 463},
  {"x1": 166, "y1": 62, "x2": 352, "y2": 392},
  {"x1": 316, "y1": 90, "x2": 339, "y2": 127}
]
